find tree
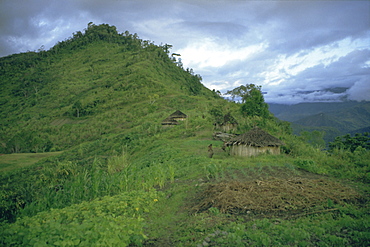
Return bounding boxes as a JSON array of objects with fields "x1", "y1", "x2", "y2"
[
  {"x1": 226, "y1": 84, "x2": 269, "y2": 118},
  {"x1": 329, "y1": 133, "x2": 370, "y2": 152}
]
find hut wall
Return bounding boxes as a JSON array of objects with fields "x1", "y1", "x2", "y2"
[{"x1": 230, "y1": 145, "x2": 280, "y2": 157}]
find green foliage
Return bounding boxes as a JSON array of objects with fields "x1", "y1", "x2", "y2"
[
  {"x1": 226, "y1": 84, "x2": 269, "y2": 118},
  {"x1": 329, "y1": 132, "x2": 370, "y2": 152},
  {"x1": 240, "y1": 87, "x2": 269, "y2": 118},
  {"x1": 0, "y1": 189, "x2": 161, "y2": 246}
]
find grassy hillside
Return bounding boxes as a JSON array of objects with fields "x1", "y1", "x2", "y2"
[
  {"x1": 0, "y1": 23, "x2": 215, "y2": 154},
  {"x1": 0, "y1": 24, "x2": 369, "y2": 246}
]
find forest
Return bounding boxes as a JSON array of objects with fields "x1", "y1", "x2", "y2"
[{"x1": 0, "y1": 23, "x2": 369, "y2": 246}]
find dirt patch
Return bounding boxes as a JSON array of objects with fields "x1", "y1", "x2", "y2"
[{"x1": 192, "y1": 177, "x2": 363, "y2": 217}]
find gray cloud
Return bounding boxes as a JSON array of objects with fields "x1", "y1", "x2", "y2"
[{"x1": 258, "y1": 1, "x2": 370, "y2": 53}]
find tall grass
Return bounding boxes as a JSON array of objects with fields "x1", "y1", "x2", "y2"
[{"x1": 16, "y1": 148, "x2": 185, "y2": 218}]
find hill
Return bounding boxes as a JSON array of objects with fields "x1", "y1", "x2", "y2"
[
  {"x1": 0, "y1": 23, "x2": 216, "y2": 154},
  {"x1": 0, "y1": 24, "x2": 369, "y2": 246}
]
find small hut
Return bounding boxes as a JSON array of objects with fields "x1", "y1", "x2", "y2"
[
  {"x1": 214, "y1": 112, "x2": 238, "y2": 132},
  {"x1": 161, "y1": 110, "x2": 187, "y2": 127},
  {"x1": 226, "y1": 127, "x2": 284, "y2": 157}
]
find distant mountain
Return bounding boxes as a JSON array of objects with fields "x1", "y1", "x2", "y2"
[
  {"x1": 293, "y1": 113, "x2": 345, "y2": 130},
  {"x1": 269, "y1": 101, "x2": 370, "y2": 143},
  {"x1": 349, "y1": 126, "x2": 370, "y2": 135}
]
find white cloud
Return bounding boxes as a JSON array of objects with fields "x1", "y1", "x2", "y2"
[
  {"x1": 178, "y1": 38, "x2": 267, "y2": 68},
  {"x1": 261, "y1": 37, "x2": 368, "y2": 87},
  {"x1": 347, "y1": 78, "x2": 370, "y2": 101}
]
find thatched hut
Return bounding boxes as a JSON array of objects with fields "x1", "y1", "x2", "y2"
[
  {"x1": 226, "y1": 127, "x2": 284, "y2": 157},
  {"x1": 161, "y1": 110, "x2": 187, "y2": 127},
  {"x1": 214, "y1": 112, "x2": 238, "y2": 132}
]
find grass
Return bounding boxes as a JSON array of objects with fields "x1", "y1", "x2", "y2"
[
  {"x1": 142, "y1": 158, "x2": 370, "y2": 246},
  {"x1": 1, "y1": 132, "x2": 369, "y2": 246},
  {"x1": 0, "y1": 152, "x2": 63, "y2": 172}
]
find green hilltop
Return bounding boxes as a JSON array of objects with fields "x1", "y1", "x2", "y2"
[{"x1": 0, "y1": 24, "x2": 369, "y2": 246}]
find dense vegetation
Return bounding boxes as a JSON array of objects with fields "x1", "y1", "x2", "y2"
[{"x1": 0, "y1": 23, "x2": 369, "y2": 246}]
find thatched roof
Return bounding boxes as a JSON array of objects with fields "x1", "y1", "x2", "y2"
[
  {"x1": 226, "y1": 127, "x2": 284, "y2": 147},
  {"x1": 169, "y1": 110, "x2": 187, "y2": 118}
]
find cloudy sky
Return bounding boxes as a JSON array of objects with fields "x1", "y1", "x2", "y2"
[{"x1": 1, "y1": 0, "x2": 369, "y2": 104}]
